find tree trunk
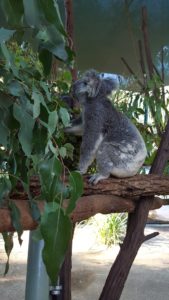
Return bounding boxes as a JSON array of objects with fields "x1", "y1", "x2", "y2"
[{"x1": 99, "y1": 119, "x2": 169, "y2": 300}]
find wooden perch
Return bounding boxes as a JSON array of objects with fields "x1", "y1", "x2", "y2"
[
  {"x1": 83, "y1": 174, "x2": 169, "y2": 198},
  {"x1": 0, "y1": 174, "x2": 168, "y2": 233}
]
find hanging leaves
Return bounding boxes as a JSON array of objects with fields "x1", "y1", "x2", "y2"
[
  {"x1": 40, "y1": 204, "x2": 72, "y2": 284},
  {"x1": 0, "y1": 0, "x2": 82, "y2": 282},
  {"x1": 2, "y1": 232, "x2": 14, "y2": 275},
  {"x1": 0, "y1": 0, "x2": 69, "y2": 73}
]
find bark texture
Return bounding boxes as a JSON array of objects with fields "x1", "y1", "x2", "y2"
[
  {"x1": 0, "y1": 175, "x2": 167, "y2": 233},
  {"x1": 99, "y1": 128, "x2": 169, "y2": 300}
]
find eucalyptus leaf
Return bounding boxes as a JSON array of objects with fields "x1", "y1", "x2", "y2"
[
  {"x1": 40, "y1": 81, "x2": 51, "y2": 102},
  {"x1": 64, "y1": 143, "x2": 74, "y2": 160},
  {"x1": 66, "y1": 171, "x2": 83, "y2": 215},
  {"x1": 1, "y1": 43, "x2": 19, "y2": 77},
  {"x1": 0, "y1": 28, "x2": 15, "y2": 43},
  {"x1": 9, "y1": 201, "x2": 23, "y2": 245},
  {"x1": 36, "y1": 25, "x2": 68, "y2": 61},
  {"x1": 40, "y1": 207, "x2": 72, "y2": 284},
  {"x1": 0, "y1": 92, "x2": 13, "y2": 109},
  {"x1": 2, "y1": 232, "x2": 14, "y2": 275},
  {"x1": 13, "y1": 103, "x2": 35, "y2": 156},
  {"x1": 29, "y1": 200, "x2": 41, "y2": 222},
  {"x1": 0, "y1": 177, "x2": 12, "y2": 205},
  {"x1": 48, "y1": 139, "x2": 59, "y2": 156},
  {"x1": 23, "y1": 0, "x2": 65, "y2": 35},
  {"x1": 33, "y1": 98, "x2": 40, "y2": 119},
  {"x1": 23, "y1": 0, "x2": 68, "y2": 61},
  {"x1": 59, "y1": 146, "x2": 67, "y2": 158},
  {"x1": 0, "y1": 0, "x2": 24, "y2": 27},
  {"x1": 59, "y1": 107, "x2": 70, "y2": 127},
  {"x1": 32, "y1": 86, "x2": 49, "y2": 112},
  {"x1": 38, "y1": 157, "x2": 63, "y2": 201},
  {"x1": 0, "y1": 122, "x2": 9, "y2": 147},
  {"x1": 7, "y1": 80, "x2": 24, "y2": 97},
  {"x1": 48, "y1": 111, "x2": 58, "y2": 135}
]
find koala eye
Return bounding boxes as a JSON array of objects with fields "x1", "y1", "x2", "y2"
[{"x1": 83, "y1": 81, "x2": 88, "y2": 86}]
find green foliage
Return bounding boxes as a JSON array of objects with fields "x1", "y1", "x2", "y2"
[
  {"x1": 0, "y1": 0, "x2": 68, "y2": 73},
  {"x1": 40, "y1": 203, "x2": 72, "y2": 285},
  {"x1": 0, "y1": 2, "x2": 83, "y2": 285},
  {"x1": 66, "y1": 171, "x2": 84, "y2": 214},
  {"x1": 2, "y1": 232, "x2": 14, "y2": 275},
  {"x1": 93, "y1": 213, "x2": 127, "y2": 247},
  {"x1": 112, "y1": 77, "x2": 169, "y2": 167}
]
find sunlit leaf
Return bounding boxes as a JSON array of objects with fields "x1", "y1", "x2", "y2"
[{"x1": 40, "y1": 206, "x2": 72, "y2": 284}]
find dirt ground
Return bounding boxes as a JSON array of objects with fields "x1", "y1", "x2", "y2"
[{"x1": 0, "y1": 224, "x2": 169, "y2": 300}]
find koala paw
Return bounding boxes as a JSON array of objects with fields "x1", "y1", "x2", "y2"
[
  {"x1": 88, "y1": 173, "x2": 109, "y2": 185},
  {"x1": 78, "y1": 168, "x2": 87, "y2": 175}
]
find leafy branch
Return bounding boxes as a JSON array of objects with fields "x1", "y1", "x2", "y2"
[{"x1": 0, "y1": 0, "x2": 83, "y2": 285}]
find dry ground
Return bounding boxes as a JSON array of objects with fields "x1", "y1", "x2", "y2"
[{"x1": 0, "y1": 223, "x2": 169, "y2": 300}]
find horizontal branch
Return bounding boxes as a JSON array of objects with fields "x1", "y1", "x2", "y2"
[
  {"x1": 0, "y1": 174, "x2": 167, "y2": 232},
  {"x1": 83, "y1": 174, "x2": 169, "y2": 198},
  {"x1": 0, "y1": 195, "x2": 164, "y2": 233},
  {"x1": 12, "y1": 174, "x2": 169, "y2": 201}
]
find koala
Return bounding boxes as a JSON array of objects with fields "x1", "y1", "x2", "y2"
[
  {"x1": 70, "y1": 69, "x2": 147, "y2": 184},
  {"x1": 64, "y1": 73, "x2": 117, "y2": 136}
]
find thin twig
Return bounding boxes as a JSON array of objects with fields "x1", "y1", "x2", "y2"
[
  {"x1": 138, "y1": 39, "x2": 146, "y2": 85},
  {"x1": 121, "y1": 57, "x2": 144, "y2": 88},
  {"x1": 141, "y1": 6, "x2": 154, "y2": 79},
  {"x1": 143, "y1": 232, "x2": 159, "y2": 242}
]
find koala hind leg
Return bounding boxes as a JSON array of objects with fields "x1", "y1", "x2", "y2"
[{"x1": 88, "y1": 148, "x2": 113, "y2": 184}]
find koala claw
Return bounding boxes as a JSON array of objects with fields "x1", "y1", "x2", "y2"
[{"x1": 88, "y1": 174, "x2": 109, "y2": 185}]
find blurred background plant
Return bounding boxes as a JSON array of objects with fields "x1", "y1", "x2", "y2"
[
  {"x1": 94, "y1": 213, "x2": 127, "y2": 247},
  {"x1": 77, "y1": 213, "x2": 127, "y2": 247}
]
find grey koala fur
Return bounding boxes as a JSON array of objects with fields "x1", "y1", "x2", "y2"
[
  {"x1": 64, "y1": 74, "x2": 117, "y2": 136},
  {"x1": 71, "y1": 69, "x2": 147, "y2": 184}
]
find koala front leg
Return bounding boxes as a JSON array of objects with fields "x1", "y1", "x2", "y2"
[{"x1": 78, "y1": 132, "x2": 103, "y2": 174}]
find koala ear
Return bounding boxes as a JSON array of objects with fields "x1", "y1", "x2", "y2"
[{"x1": 88, "y1": 77, "x2": 101, "y2": 98}]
